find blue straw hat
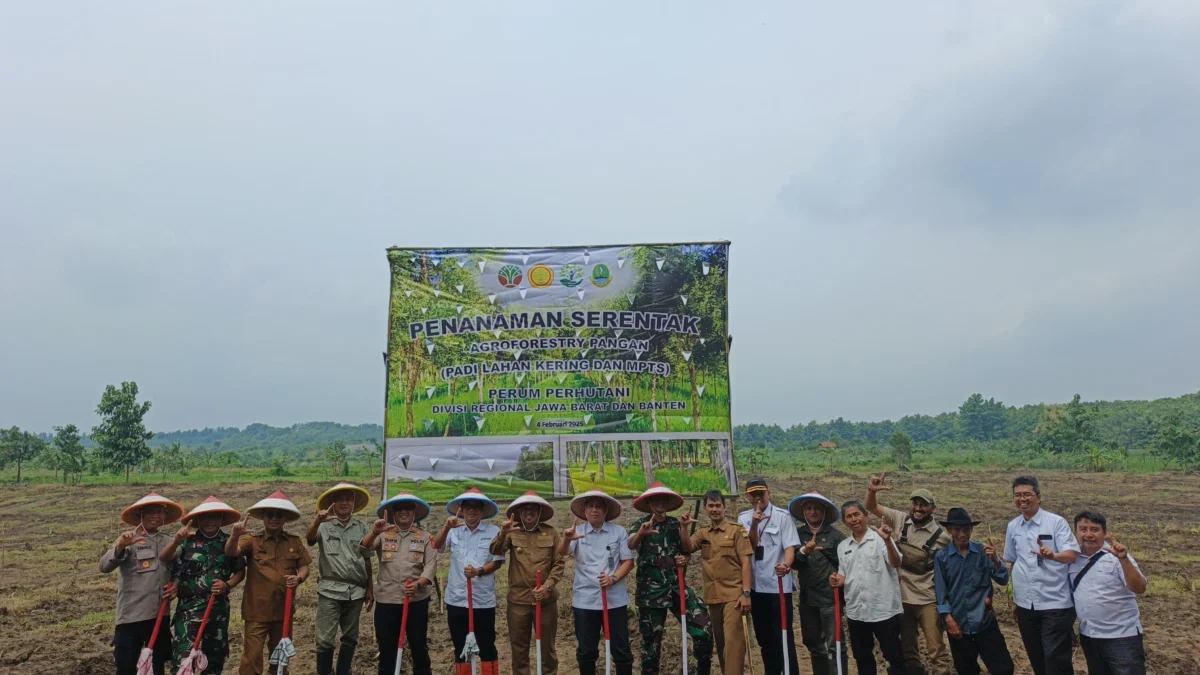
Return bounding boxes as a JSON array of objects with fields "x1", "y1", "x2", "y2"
[{"x1": 378, "y1": 492, "x2": 431, "y2": 522}]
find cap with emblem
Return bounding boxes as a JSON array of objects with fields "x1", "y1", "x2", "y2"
[
  {"x1": 247, "y1": 490, "x2": 302, "y2": 522},
  {"x1": 378, "y1": 492, "x2": 431, "y2": 522},
  {"x1": 182, "y1": 495, "x2": 241, "y2": 526},
  {"x1": 120, "y1": 492, "x2": 184, "y2": 527},
  {"x1": 505, "y1": 490, "x2": 555, "y2": 522},
  {"x1": 744, "y1": 477, "x2": 769, "y2": 494},
  {"x1": 910, "y1": 489, "x2": 936, "y2": 505},
  {"x1": 633, "y1": 482, "x2": 685, "y2": 513},
  {"x1": 317, "y1": 482, "x2": 371, "y2": 514}
]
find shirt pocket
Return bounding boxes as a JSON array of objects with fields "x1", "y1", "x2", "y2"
[
  {"x1": 530, "y1": 537, "x2": 554, "y2": 563},
  {"x1": 284, "y1": 550, "x2": 303, "y2": 574},
  {"x1": 134, "y1": 547, "x2": 159, "y2": 573}
]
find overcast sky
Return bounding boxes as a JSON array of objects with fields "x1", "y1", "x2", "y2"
[{"x1": 3, "y1": 2, "x2": 1198, "y2": 433}]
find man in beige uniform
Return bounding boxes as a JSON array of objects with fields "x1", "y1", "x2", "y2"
[
  {"x1": 681, "y1": 489, "x2": 754, "y2": 675},
  {"x1": 362, "y1": 492, "x2": 438, "y2": 675},
  {"x1": 866, "y1": 473, "x2": 952, "y2": 675},
  {"x1": 100, "y1": 492, "x2": 183, "y2": 675},
  {"x1": 491, "y1": 491, "x2": 566, "y2": 675}
]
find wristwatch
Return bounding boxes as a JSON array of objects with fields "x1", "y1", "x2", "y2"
[{"x1": 742, "y1": 590, "x2": 752, "y2": 598}]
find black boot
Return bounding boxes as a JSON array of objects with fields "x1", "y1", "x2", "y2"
[
  {"x1": 316, "y1": 649, "x2": 335, "y2": 675},
  {"x1": 336, "y1": 645, "x2": 356, "y2": 675},
  {"x1": 578, "y1": 661, "x2": 596, "y2": 675},
  {"x1": 696, "y1": 658, "x2": 712, "y2": 675},
  {"x1": 615, "y1": 663, "x2": 634, "y2": 675}
]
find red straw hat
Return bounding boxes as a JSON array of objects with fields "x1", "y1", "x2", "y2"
[
  {"x1": 182, "y1": 496, "x2": 241, "y2": 527},
  {"x1": 247, "y1": 490, "x2": 302, "y2": 522},
  {"x1": 505, "y1": 490, "x2": 555, "y2": 522},
  {"x1": 632, "y1": 482, "x2": 685, "y2": 514}
]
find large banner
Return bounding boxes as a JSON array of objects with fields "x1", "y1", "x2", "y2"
[{"x1": 384, "y1": 243, "x2": 735, "y2": 501}]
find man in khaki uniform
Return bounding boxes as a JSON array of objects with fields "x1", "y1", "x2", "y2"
[
  {"x1": 306, "y1": 482, "x2": 374, "y2": 675},
  {"x1": 227, "y1": 490, "x2": 312, "y2": 675},
  {"x1": 681, "y1": 489, "x2": 753, "y2": 675},
  {"x1": 362, "y1": 492, "x2": 438, "y2": 675},
  {"x1": 866, "y1": 473, "x2": 952, "y2": 675},
  {"x1": 100, "y1": 493, "x2": 183, "y2": 675},
  {"x1": 491, "y1": 491, "x2": 567, "y2": 675}
]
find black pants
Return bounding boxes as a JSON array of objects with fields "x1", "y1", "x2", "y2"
[
  {"x1": 448, "y1": 604, "x2": 498, "y2": 663},
  {"x1": 1080, "y1": 634, "x2": 1146, "y2": 675},
  {"x1": 750, "y1": 592, "x2": 799, "y2": 675},
  {"x1": 798, "y1": 603, "x2": 847, "y2": 675},
  {"x1": 1015, "y1": 606, "x2": 1075, "y2": 675},
  {"x1": 847, "y1": 614, "x2": 905, "y2": 675},
  {"x1": 573, "y1": 606, "x2": 634, "y2": 675},
  {"x1": 113, "y1": 618, "x2": 172, "y2": 675},
  {"x1": 375, "y1": 599, "x2": 431, "y2": 675},
  {"x1": 947, "y1": 621, "x2": 1014, "y2": 675}
]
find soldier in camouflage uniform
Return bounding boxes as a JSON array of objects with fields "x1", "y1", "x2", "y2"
[
  {"x1": 628, "y1": 483, "x2": 714, "y2": 675},
  {"x1": 160, "y1": 496, "x2": 245, "y2": 675}
]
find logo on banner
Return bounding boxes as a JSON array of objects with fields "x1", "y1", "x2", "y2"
[
  {"x1": 528, "y1": 265, "x2": 555, "y2": 288},
  {"x1": 590, "y1": 264, "x2": 612, "y2": 287},
  {"x1": 498, "y1": 265, "x2": 523, "y2": 289},
  {"x1": 559, "y1": 263, "x2": 584, "y2": 288}
]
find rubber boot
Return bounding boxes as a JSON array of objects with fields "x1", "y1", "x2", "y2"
[
  {"x1": 316, "y1": 649, "x2": 335, "y2": 675},
  {"x1": 578, "y1": 659, "x2": 597, "y2": 675},
  {"x1": 615, "y1": 662, "x2": 634, "y2": 675},
  {"x1": 335, "y1": 645, "x2": 355, "y2": 675},
  {"x1": 696, "y1": 658, "x2": 712, "y2": 675}
]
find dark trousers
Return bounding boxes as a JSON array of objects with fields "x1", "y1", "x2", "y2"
[
  {"x1": 574, "y1": 606, "x2": 634, "y2": 675},
  {"x1": 947, "y1": 621, "x2": 1014, "y2": 675},
  {"x1": 375, "y1": 599, "x2": 431, "y2": 675},
  {"x1": 798, "y1": 603, "x2": 847, "y2": 675},
  {"x1": 1080, "y1": 634, "x2": 1146, "y2": 675},
  {"x1": 750, "y1": 592, "x2": 799, "y2": 675},
  {"x1": 448, "y1": 604, "x2": 499, "y2": 662},
  {"x1": 113, "y1": 618, "x2": 172, "y2": 675},
  {"x1": 1015, "y1": 606, "x2": 1075, "y2": 675},
  {"x1": 847, "y1": 614, "x2": 906, "y2": 675}
]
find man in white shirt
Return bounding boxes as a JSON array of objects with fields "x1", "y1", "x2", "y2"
[
  {"x1": 558, "y1": 490, "x2": 636, "y2": 675},
  {"x1": 830, "y1": 499, "x2": 906, "y2": 675},
  {"x1": 737, "y1": 478, "x2": 801, "y2": 675},
  {"x1": 1069, "y1": 511, "x2": 1147, "y2": 675},
  {"x1": 1003, "y1": 476, "x2": 1079, "y2": 675},
  {"x1": 434, "y1": 489, "x2": 507, "y2": 675}
]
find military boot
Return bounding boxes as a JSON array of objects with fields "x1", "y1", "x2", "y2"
[
  {"x1": 316, "y1": 649, "x2": 335, "y2": 675},
  {"x1": 336, "y1": 645, "x2": 356, "y2": 675}
]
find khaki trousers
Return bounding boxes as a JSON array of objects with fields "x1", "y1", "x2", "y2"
[
  {"x1": 509, "y1": 600, "x2": 559, "y2": 675},
  {"x1": 901, "y1": 602, "x2": 952, "y2": 675},
  {"x1": 239, "y1": 620, "x2": 287, "y2": 675},
  {"x1": 709, "y1": 601, "x2": 747, "y2": 675}
]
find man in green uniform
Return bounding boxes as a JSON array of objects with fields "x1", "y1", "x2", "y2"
[
  {"x1": 306, "y1": 482, "x2": 374, "y2": 675},
  {"x1": 628, "y1": 483, "x2": 714, "y2": 675},
  {"x1": 788, "y1": 492, "x2": 847, "y2": 675},
  {"x1": 160, "y1": 496, "x2": 245, "y2": 675}
]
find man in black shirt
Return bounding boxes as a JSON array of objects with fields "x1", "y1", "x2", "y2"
[{"x1": 789, "y1": 492, "x2": 847, "y2": 675}]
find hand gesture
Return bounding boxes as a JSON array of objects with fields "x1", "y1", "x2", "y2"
[
  {"x1": 533, "y1": 584, "x2": 548, "y2": 602},
  {"x1": 161, "y1": 582, "x2": 177, "y2": 601},
  {"x1": 365, "y1": 586, "x2": 375, "y2": 611},
  {"x1": 501, "y1": 518, "x2": 518, "y2": 535},
  {"x1": 829, "y1": 573, "x2": 844, "y2": 589},
  {"x1": 464, "y1": 565, "x2": 479, "y2": 579},
  {"x1": 945, "y1": 615, "x2": 963, "y2": 639},
  {"x1": 230, "y1": 520, "x2": 249, "y2": 538},
  {"x1": 563, "y1": 520, "x2": 584, "y2": 542},
  {"x1": 984, "y1": 538, "x2": 998, "y2": 561},
  {"x1": 637, "y1": 519, "x2": 659, "y2": 538},
  {"x1": 210, "y1": 579, "x2": 228, "y2": 596},
  {"x1": 802, "y1": 538, "x2": 823, "y2": 556},
  {"x1": 373, "y1": 518, "x2": 392, "y2": 535},
  {"x1": 403, "y1": 580, "x2": 416, "y2": 598},
  {"x1": 752, "y1": 508, "x2": 767, "y2": 526},
  {"x1": 1106, "y1": 536, "x2": 1129, "y2": 559},
  {"x1": 598, "y1": 572, "x2": 617, "y2": 588},
  {"x1": 872, "y1": 524, "x2": 893, "y2": 540},
  {"x1": 316, "y1": 507, "x2": 334, "y2": 523},
  {"x1": 679, "y1": 513, "x2": 695, "y2": 528},
  {"x1": 674, "y1": 554, "x2": 687, "y2": 568},
  {"x1": 868, "y1": 471, "x2": 891, "y2": 494},
  {"x1": 774, "y1": 563, "x2": 790, "y2": 577},
  {"x1": 115, "y1": 530, "x2": 138, "y2": 552},
  {"x1": 284, "y1": 575, "x2": 301, "y2": 589},
  {"x1": 445, "y1": 508, "x2": 463, "y2": 530},
  {"x1": 174, "y1": 525, "x2": 195, "y2": 542},
  {"x1": 1034, "y1": 543, "x2": 1055, "y2": 560},
  {"x1": 737, "y1": 595, "x2": 752, "y2": 613}
]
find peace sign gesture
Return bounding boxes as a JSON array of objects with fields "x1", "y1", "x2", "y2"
[
  {"x1": 868, "y1": 471, "x2": 891, "y2": 494},
  {"x1": 1106, "y1": 535, "x2": 1130, "y2": 559}
]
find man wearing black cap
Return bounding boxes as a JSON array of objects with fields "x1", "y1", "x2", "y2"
[
  {"x1": 866, "y1": 473, "x2": 952, "y2": 675},
  {"x1": 737, "y1": 478, "x2": 800, "y2": 675},
  {"x1": 933, "y1": 508, "x2": 1014, "y2": 675}
]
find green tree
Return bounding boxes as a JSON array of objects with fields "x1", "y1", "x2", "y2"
[
  {"x1": 54, "y1": 424, "x2": 87, "y2": 485},
  {"x1": 91, "y1": 382, "x2": 154, "y2": 482},
  {"x1": 514, "y1": 444, "x2": 554, "y2": 481},
  {"x1": 1034, "y1": 394, "x2": 1099, "y2": 455},
  {"x1": 218, "y1": 450, "x2": 242, "y2": 468},
  {"x1": 1151, "y1": 413, "x2": 1200, "y2": 466},
  {"x1": 958, "y1": 393, "x2": 1007, "y2": 441},
  {"x1": 1, "y1": 427, "x2": 45, "y2": 483},
  {"x1": 325, "y1": 442, "x2": 349, "y2": 478},
  {"x1": 888, "y1": 431, "x2": 913, "y2": 469}
]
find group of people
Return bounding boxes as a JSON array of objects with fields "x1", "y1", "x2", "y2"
[{"x1": 102, "y1": 474, "x2": 1147, "y2": 675}]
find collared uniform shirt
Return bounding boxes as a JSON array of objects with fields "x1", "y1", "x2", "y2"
[
  {"x1": 881, "y1": 506, "x2": 951, "y2": 606},
  {"x1": 691, "y1": 520, "x2": 754, "y2": 605},
  {"x1": 313, "y1": 518, "x2": 371, "y2": 601},
  {"x1": 738, "y1": 504, "x2": 802, "y2": 593},
  {"x1": 569, "y1": 521, "x2": 635, "y2": 611},
  {"x1": 236, "y1": 531, "x2": 313, "y2": 623},
  {"x1": 365, "y1": 527, "x2": 437, "y2": 604},
  {"x1": 490, "y1": 523, "x2": 566, "y2": 605},
  {"x1": 442, "y1": 523, "x2": 506, "y2": 609},
  {"x1": 1069, "y1": 549, "x2": 1144, "y2": 639},
  {"x1": 793, "y1": 523, "x2": 847, "y2": 608},
  {"x1": 934, "y1": 542, "x2": 1009, "y2": 635},
  {"x1": 1003, "y1": 509, "x2": 1080, "y2": 611},
  {"x1": 838, "y1": 529, "x2": 903, "y2": 623},
  {"x1": 99, "y1": 530, "x2": 174, "y2": 625}
]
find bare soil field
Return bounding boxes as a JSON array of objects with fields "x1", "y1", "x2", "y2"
[{"x1": 1, "y1": 471, "x2": 1197, "y2": 674}]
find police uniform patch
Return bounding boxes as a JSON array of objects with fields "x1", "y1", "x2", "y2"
[
  {"x1": 409, "y1": 542, "x2": 423, "y2": 552},
  {"x1": 385, "y1": 552, "x2": 393, "y2": 560}
]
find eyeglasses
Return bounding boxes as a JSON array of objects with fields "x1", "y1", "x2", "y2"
[{"x1": 1013, "y1": 492, "x2": 1038, "y2": 499}]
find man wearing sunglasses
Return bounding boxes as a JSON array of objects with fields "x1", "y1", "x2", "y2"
[{"x1": 227, "y1": 490, "x2": 312, "y2": 675}]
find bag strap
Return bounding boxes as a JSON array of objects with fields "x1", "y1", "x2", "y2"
[
  {"x1": 1071, "y1": 551, "x2": 1107, "y2": 592},
  {"x1": 901, "y1": 520, "x2": 911, "y2": 543},
  {"x1": 923, "y1": 528, "x2": 945, "y2": 554}
]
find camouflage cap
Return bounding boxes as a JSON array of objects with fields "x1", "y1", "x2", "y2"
[{"x1": 910, "y1": 488, "x2": 936, "y2": 505}]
